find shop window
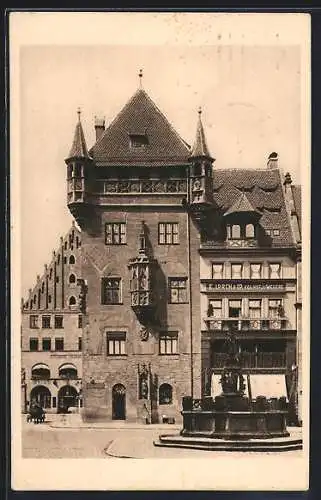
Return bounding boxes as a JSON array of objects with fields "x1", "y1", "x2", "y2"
[
  {"x1": 159, "y1": 332, "x2": 178, "y2": 355},
  {"x1": 159, "y1": 383, "x2": 173, "y2": 405},
  {"x1": 106, "y1": 332, "x2": 126, "y2": 355},
  {"x1": 168, "y1": 277, "x2": 187, "y2": 303}
]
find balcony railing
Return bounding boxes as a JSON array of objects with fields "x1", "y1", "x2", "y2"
[
  {"x1": 204, "y1": 317, "x2": 289, "y2": 331},
  {"x1": 212, "y1": 352, "x2": 286, "y2": 369}
]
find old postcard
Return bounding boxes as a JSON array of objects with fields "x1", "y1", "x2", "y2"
[{"x1": 10, "y1": 11, "x2": 310, "y2": 490}]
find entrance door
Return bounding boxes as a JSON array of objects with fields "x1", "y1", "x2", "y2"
[
  {"x1": 112, "y1": 384, "x2": 126, "y2": 420},
  {"x1": 57, "y1": 385, "x2": 78, "y2": 413},
  {"x1": 30, "y1": 385, "x2": 51, "y2": 409}
]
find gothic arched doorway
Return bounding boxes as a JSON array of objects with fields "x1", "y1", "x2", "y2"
[
  {"x1": 57, "y1": 385, "x2": 78, "y2": 413},
  {"x1": 30, "y1": 385, "x2": 51, "y2": 409},
  {"x1": 112, "y1": 384, "x2": 126, "y2": 420}
]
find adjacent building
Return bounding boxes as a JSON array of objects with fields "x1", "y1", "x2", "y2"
[{"x1": 21, "y1": 224, "x2": 83, "y2": 413}]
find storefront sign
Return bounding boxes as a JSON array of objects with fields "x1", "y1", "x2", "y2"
[{"x1": 204, "y1": 282, "x2": 285, "y2": 291}]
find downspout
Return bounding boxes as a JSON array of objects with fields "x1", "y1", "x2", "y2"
[{"x1": 186, "y1": 171, "x2": 194, "y2": 399}]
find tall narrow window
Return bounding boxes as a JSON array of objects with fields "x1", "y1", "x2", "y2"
[
  {"x1": 29, "y1": 338, "x2": 39, "y2": 351},
  {"x1": 69, "y1": 255, "x2": 75, "y2": 264},
  {"x1": 78, "y1": 315, "x2": 83, "y2": 328},
  {"x1": 229, "y1": 300, "x2": 242, "y2": 318},
  {"x1": 245, "y1": 224, "x2": 255, "y2": 238},
  {"x1": 69, "y1": 274, "x2": 76, "y2": 284},
  {"x1": 42, "y1": 338, "x2": 51, "y2": 351},
  {"x1": 159, "y1": 332, "x2": 178, "y2": 355},
  {"x1": 168, "y1": 278, "x2": 187, "y2": 303},
  {"x1": 212, "y1": 263, "x2": 223, "y2": 279},
  {"x1": 105, "y1": 223, "x2": 126, "y2": 245},
  {"x1": 268, "y1": 299, "x2": 283, "y2": 318},
  {"x1": 231, "y1": 225, "x2": 241, "y2": 239},
  {"x1": 101, "y1": 278, "x2": 121, "y2": 305},
  {"x1": 42, "y1": 315, "x2": 51, "y2": 329},
  {"x1": 106, "y1": 332, "x2": 126, "y2": 355},
  {"x1": 231, "y1": 263, "x2": 243, "y2": 279},
  {"x1": 54, "y1": 315, "x2": 64, "y2": 329},
  {"x1": 158, "y1": 223, "x2": 179, "y2": 245},
  {"x1": 250, "y1": 263, "x2": 262, "y2": 279},
  {"x1": 269, "y1": 263, "x2": 281, "y2": 279},
  {"x1": 78, "y1": 337, "x2": 82, "y2": 351},
  {"x1": 29, "y1": 315, "x2": 38, "y2": 329},
  {"x1": 249, "y1": 300, "x2": 261, "y2": 319},
  {"x1": 55, "y1": 338, "x2": 64, "y2": 351}
]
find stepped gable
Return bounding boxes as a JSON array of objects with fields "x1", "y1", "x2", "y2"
[
  {"x1": 22, "y1": 223, "x2": 82, "y2": 311},
  {"x1": 213, "y1": 168, "x2": 295, "y2": 246},
  {"x1": 89, "y1": 88, "x2": 191, "y2": 166}
]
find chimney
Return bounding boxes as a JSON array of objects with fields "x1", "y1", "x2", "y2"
[
  {"x1": 267, "y1": 152, "x2": 278, "y2": 169},
  {"x1": 94, "y1": 116, "x2": 105, "y2": 141}
]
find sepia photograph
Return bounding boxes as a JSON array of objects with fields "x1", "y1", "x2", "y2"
[{"x1": 10, "y1": 11, "x2": 310, "y2": 491}]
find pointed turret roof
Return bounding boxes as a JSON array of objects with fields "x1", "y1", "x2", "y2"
[
  {"x1": 89, "y1": 88, "x2": 190, "y2": 166},
  {"x1": 224, "y1": 191, "x2": 261, "y2": 217},
  {"x1": 190, "y1": 108, "x2": 212, "y2": 159},
  {"x1": 67, "y1": 109, "x2": 90, "y2": 160}
]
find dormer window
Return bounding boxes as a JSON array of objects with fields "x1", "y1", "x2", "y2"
[
  {"x1": 227, "y1": 223, "x2": 256, "y2": 240},
  {"x1": 245, "y1": 224, "x2": 255, "y2": 238},
  {"x1": 129, "y1": 134, "x2": 149, "y2": 149}
]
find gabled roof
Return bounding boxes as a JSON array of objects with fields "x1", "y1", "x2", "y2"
[
  {"x1": 224, "y1": 191, "x2": 261, "y2": 217},
  {"x1": 190, "y1": 109, "x2": 212, "y2": 159},
  {"x1": 89, "y1": 88, "x2": 191, "y2": 166},
  {"x1": 213, "y1": 168, "x2": 296, "y2": 247},
  {"x1": 68, "y1": 113, "x2": 90, "y2": 160}
]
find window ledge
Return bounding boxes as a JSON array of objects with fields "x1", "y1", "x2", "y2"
[
  {"x1": 101, "y1": 303, "x2": 124, "y2": 306},
  {"x1": 106, "y1": 355, "x2": 128, "y2": 359},
  {"x1": 159, "y1": 354, "x2": 180, "y2": 358}
]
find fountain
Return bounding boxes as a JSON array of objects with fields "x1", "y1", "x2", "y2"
[{"x1": 154, "y1": 330, "x2": 302, "y2": 452}]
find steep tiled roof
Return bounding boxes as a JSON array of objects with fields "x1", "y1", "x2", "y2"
[
  {"x1": 190, "y1": 110, "x2": 212, "y2": 158},
  {"x1": 213, "y1": 168, "x2": 295, "y2": 246},
  {"x1": 291, "y1": 185, "x2": 302, "y2": 236},
  {"x1": 224, "y1": 192, "x2": 260, "y2": 217},
  {"x1": 89, "y1": 89, "x2": 191, "y2": 166},
  {"x1": 68, "y1": 115, "x2": 90, "y2": 159}
]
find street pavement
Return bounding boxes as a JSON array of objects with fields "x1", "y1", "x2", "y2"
[{"x1": 22, "y1": 414, "x2": 303, "y2": 459}]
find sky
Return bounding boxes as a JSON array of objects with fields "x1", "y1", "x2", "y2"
[{"x1": 15, "y1": 16, "x2": 306, "y2": 298}]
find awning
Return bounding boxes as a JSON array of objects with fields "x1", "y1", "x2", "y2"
[
  {"x1": 32, "y1": 363, "x2": 50, "y2": 371},
  {"x1": 249, "y1": 374, "x2": 288, "y2": 400},
  {"x1": 58, "y1": 363, "x2": 77, "y2": 371}
]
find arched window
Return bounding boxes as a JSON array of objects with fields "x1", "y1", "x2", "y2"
[
  {"x1": 41, "y1": 282, "x2": 45, "y2": 293},
  {"x1": 31, "y1": 363, "x2": 50, "y2": 380},
  {"x1": 193, "y1": 162, "x2": 202, "y2": 176},
  {"x1": 159, "y1": 383, "x2": 173, "y2": 405},
  {"x1": 231, "y1": 225, "x2": 241, "y2": 239},
  {"x1": 69, "y1": 296, "x2": 76, "y2": 306},
  {"x1": 58, "y1": 363, "x2": 77, "y2": 379},
  {"x1": 69, "y1": 255, "x2": 75, "y2": 265},
  {"x1": 245, "y1": 224, "x2": 255, "y2": 238},
  {"x1": 69, "y1": 274, "x2": 76, "y2": 284}
]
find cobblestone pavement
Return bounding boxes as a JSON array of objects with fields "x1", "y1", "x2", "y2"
[{"x1": 22, "y1": 415, "x2": 303, "y2": 460}]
